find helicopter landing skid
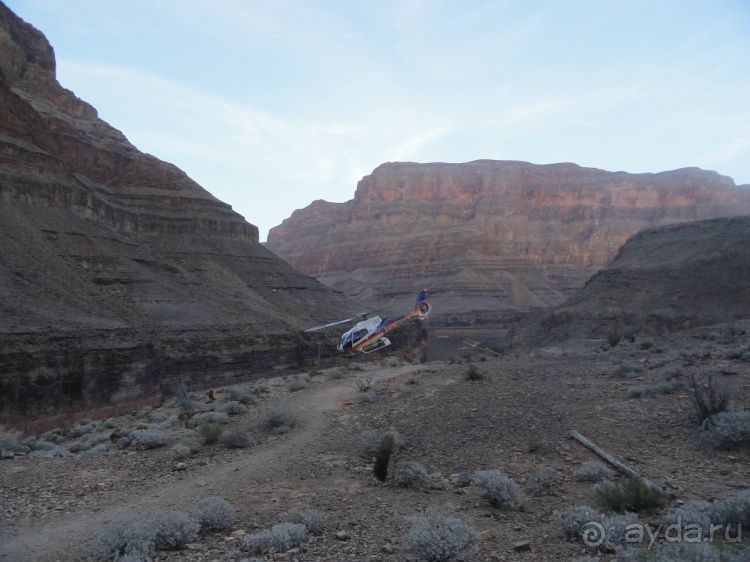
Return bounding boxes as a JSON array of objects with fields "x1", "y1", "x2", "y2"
[{"x1": 361, "y1": 337, "x2": 391, "y2": 353}]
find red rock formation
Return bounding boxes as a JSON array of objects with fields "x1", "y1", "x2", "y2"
[
  {"x1": 0, "y1": 4, "x2": 352, "y2": 423},
  {"x1": 267, "y1": 160, "x2": 750, "y2": 325}
]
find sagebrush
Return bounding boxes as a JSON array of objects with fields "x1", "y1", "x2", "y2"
[
  {"x1": 474, "y1": 469, "x2": 523, "y2": 509},
  {"x1": 403, "y1": 511, "x2": 481, "y2": 562},
  {"x1": 394, "y1": 461, "x2": 431, "y2": 489},
  {"x1": 195, "y1": 496, "x2": 234, "y2": 530}
]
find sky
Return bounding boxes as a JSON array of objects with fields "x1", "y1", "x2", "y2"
[{"x1": 7, "y1": 0, "x2": 750, "y2": 240}]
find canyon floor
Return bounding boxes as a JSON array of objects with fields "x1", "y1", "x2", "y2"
[{"x1": 1, "y1": 328, "x2": 749, "y2": 562}]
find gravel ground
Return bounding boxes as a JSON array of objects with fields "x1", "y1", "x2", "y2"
[{"x1": 1, "y1": 331, "x2": 749, "y2": 561}]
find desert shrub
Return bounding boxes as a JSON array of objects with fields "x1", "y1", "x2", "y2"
[
  {"x1": 474, "y1": 469, "x2": 524, "y2": 509},
  {"x1": 220, "y1": 401, "x2": 247, "y2": 416},
  {"x1": 355, "y1": 377, "x2": 373, "y2": 392},
  {"x1": 195, "y1": 496, "x2": 234, "y2": 531},
  {"x1": 219, "y1": 430, "x2": 251, "y2": 449},
  {"x1": 171, "y1": 378, "x2": 195, "y2": 412},
  {"x1": 190, "y1": 411, "x2": 230, "y2": 427},
  {"x1": 95, "y1": 516, "x2": 155, "y2": 561},
  {"x1": 227, "y1": 387, "x2": 257, "y2": 405},
  {"x1": 269, "y1": 522, "x2": 307, "y2": 550},
  {"x1": 131, "y1": 429, "x2": 168, "y2": 450},
  {"x1": 574, "y1": 462, "x2": 614, "y2": 483},
  {"x1": 687, "y1": 373, "x2": 730, "y2": 423},
  {"x1": 243, "y1": 530, "x2": 271, "y2": 553},
  {"x1": 403, "y1": 511, "x2": 481, "y2": 562},
  {"x1": 85, "y1": 444, "x2": 109, "y2": 455},
  {"x1": 527, "y1": 467, "x2": 558, "y2": 496},
  {"x1": 607, "y1": 332, "x2": 622, "y2": 347},
  {"x1": 262, "y1": 405, "x2": 299, "y2": 433},
  {"x1": 464, "y1": 364, "x2": 485, "y2": 381},
  {"x1": 152, "y1": 511, "x2": 200, "y2": 551},
  {"x1": 667, "y1": 489, "x2": 750, "y2": 533},
  {"x1": 68, "y1": 441, "x2": 89, "y2": 454},
  {"x1": 182, "y1": 437, "x2": 201, "y2": 453},
  {"x1": 280, "y1": 507, "x2": 324, "y2": 534},
  {"x1": 593, "y1": 478, "x2": 665, "y2": 512},
  {"x1": 405, "y1": 377, "x2": 420, "y2": 385},
  {"x1": 171, "y1": 443, "x2": 192, "y2": 459},
  {"x1": 385, "y1": 356, "x2": 399, "y2": 367},
  {"x1": 640, "y1": 341, "x2": 654, "y2": 350},
  {"x1": 199, "y1": 422, "x2": 222, "y2": 444},
  {"x1": 359, "y1": 428, "x2": 385, "y2": 458},
  {"x1": 359, "y1": 390, "x2": 376, "y2": 403},
  {"x1": 553, "y1": 505, "x2": 601, "y2": 541},
  {"x1": 30, "y1": 439, "x2": 58, "y2": 451},
  {"x1": 394, "y1": 461, "x2": 431, "y2": 489},
  {"x1": 700, "y1": 411, "x2": 750, "y2": 450},
  {"x1": 286, "y1": 377, "x2": 308, "y2": 392},
  {"x1": 553, "y1": 505, "x2": 637, "y2": 548},
  {"x1": 89, "y1": 432, "x2": 111, "y2": 445}
]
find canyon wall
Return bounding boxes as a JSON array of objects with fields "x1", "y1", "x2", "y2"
[
  {"x1": 0, "y1": 3, "x2": 352, "y2": 426},
  {"x1": 514, "y1": 215, "x2": 750, "y2": 344},
  {"x1": 267, "y1": 160, "x2": 750, "y2": 326}
]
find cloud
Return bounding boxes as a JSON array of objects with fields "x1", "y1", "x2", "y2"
[{"x1": 57, "y1": 61, "x2": 449, "y2": 238}]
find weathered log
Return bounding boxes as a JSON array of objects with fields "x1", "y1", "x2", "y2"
[{"x1": 568, "y1": 430, "x2": 674, "y2": 499}]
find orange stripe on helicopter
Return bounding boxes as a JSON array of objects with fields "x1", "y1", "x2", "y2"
[{"x1": 351, "y1": 309, "x2": 422, "y2": 351}]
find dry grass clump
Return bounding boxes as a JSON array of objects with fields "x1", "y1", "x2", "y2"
[
  {"x1": 474, "y1": 469, "x2": 524, "y2": 509},
  {"x1": 262, "y1": 405, "x2": 299, "y2": 433},
  {"x1": 687, "y1": 373, "x2": 731, "y2": 423},
  {"x1": 700, "y1": 411, "x2": 750, "y2": 450},
  {"x1": 195, "y1": 496, "x2": 234, "y2": 530},
  {"x1": 593, "y1": 478, "x2": 665, "y2": 513},
  {"x1": 219, "y1": 429, "x2": 251, "y2": 449},
  {"x1": 402, "y1": 511, "x2": 481, "y2": 562},
  {"x1": 220, "y1": 401, "x2": 247, "y2": 415},
  {"x1": 152, "y1": 511, "x2": 200, "y2": 551},
  {"x1": 394, "y1": 461, "x2": 431, "y2": 489},
  {"x1": 131, "y1": 429, "x2": 168, "y2": 450},
  {"x1": 527, "y1": 467, "x2": 558, "y2": 496},
  {"x1": 199, "y1": 422, "x2": 222, "y2": 444},
  {"x1": 280, "y1": 507, "x2": 325, "y2": 534},
  {"x1": 574, "y1": 462, "x2": 614, "y2": 483}
]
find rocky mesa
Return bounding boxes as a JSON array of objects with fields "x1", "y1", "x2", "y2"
[
  {"x1": 267, "y1": 160, "x2": 750, "y2": 326},
  {"x1": 0, "y1": 3, "x2": 352, "y2": 427}
]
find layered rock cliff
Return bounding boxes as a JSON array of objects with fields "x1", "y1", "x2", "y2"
[
  {"x1": 514, "y1": 216, "x2": 750, "y2": 344},
  {"x1": 267, "y1": 160, "x2": 750, "y2": 326},
  {"x1": 0, "y1": 3, "x2": 352, "y2": 426}
]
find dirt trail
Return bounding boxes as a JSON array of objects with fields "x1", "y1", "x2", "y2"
[{"x1": 0, "y1": 366, "x2": 417, "y2": 561}]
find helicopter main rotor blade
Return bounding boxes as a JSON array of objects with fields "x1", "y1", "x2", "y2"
[{"x1": 305, "y1": 313, "x2": 368, "y2": 333}]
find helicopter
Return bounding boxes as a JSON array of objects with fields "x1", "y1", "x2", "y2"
[{"x1": 305, "y1": 290, "x2": 431, "y2": 353}]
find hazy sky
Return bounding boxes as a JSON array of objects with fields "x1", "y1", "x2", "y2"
[{"x1": 7, "y1": 0, "x2": 750, "y2": 240}]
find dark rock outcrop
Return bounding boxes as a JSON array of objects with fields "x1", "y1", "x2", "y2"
[
  {"x1": 514, "y1": 215, "x2": 750, "y2": 345},
  {"x1": 267, "y1": 160, "x2": 750, "y2": 326},
  {"x1": 0, "y1": 3, "x2": 351, "y2": 427}
]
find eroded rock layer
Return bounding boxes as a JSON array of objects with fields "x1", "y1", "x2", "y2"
[
  {"x1": 514, "y1": 216, "x2": 750, "y2": 344},
  {"x1": 0, "y1": 3, "x2": 351, "y2": 424},
  {"x1": 267, "y1": 160, "x2": 750, "y2": 325}
]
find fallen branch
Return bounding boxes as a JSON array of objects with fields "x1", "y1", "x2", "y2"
[{"x1": 568, "y1": 430, "x2": 674, "y2": 499}]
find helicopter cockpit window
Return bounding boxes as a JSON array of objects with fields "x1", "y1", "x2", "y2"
[
  {"x1": 352, "y1": 329, "x2": 368, "y2": 342},
  {"x1": 339, "y1": 332, "x2": 353, "y2": 349}
]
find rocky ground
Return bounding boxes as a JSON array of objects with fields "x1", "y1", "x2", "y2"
[{"x1": 1, "y1": 325, "x2": 749, "y2": 561}]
